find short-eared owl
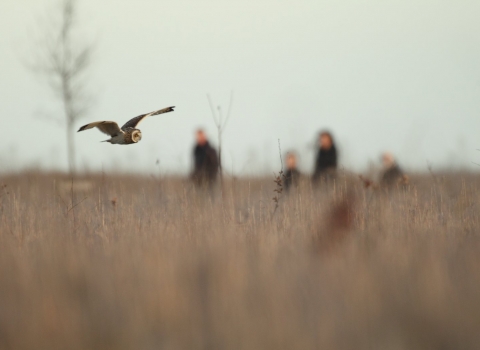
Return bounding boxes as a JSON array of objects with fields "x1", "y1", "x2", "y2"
[{"x1": 77, "y1": 106, "x2": 175, "y2": 144}]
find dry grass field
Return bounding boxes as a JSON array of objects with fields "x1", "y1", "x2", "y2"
[{"x1": 1, "y1": 170, "x2": 480, "y2": 349}]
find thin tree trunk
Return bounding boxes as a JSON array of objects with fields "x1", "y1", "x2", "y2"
[
  {"x1": 66, "y1": 121, "x2": 75, "y2": 174},
  {"x1": 61, "y1": 68, "x2": 76, "y2": 174}
]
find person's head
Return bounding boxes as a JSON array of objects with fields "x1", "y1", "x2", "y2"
[
  {"x1": 382, "y1": 152, "x2": 395, "y2": 168},
  {"x1": 318, "y1": 131, "x2": 334, "y2": 150},
  {"x1": 286, "y1": 152, "x2": 298, "y2": 170},
  {"x1": 195, "y1": 129, "x2": 208, "y2": 146}
]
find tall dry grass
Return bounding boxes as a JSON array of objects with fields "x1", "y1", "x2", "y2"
[{"x1": 1, "y1": 171, "x2": 480, "y2": 349}]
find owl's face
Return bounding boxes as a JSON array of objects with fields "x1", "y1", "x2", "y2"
[{"x1": 131, "y1": 130, "x2": 142, "y2": 143}]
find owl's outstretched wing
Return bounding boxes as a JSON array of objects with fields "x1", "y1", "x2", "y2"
[
  {"x1": 77, "y1": 121, "x2": 124, "y2": 136},
  {"x1": 121, "y1": 106, "x2": 175, "y2": 130}
]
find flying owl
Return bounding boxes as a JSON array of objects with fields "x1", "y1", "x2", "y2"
[{"x1": 77, "y1": 106, "x2": 175, "y2": 144}]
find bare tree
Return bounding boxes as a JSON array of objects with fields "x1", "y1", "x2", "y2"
[
  {"x1": 207, "y1": 91, "x2": 234, "y2": 181},
  {"x1": 28, "y1": 0, "x2": 94, "y2": 173}
]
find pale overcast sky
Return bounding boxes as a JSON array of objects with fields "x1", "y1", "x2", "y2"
[{"x1": 1, "y1": 0, "x2": 479, "y2": 175}]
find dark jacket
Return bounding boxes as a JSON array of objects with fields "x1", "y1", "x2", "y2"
[
  {"x1": 284, "y1": 168, "x2": 301, "y2": 192},
  {"x1": 381, "y1": 164, "x2": 403, "y2": 187},
  {"x1": 312, "y1": 145, "x2": 337, "y2": 183},
  {"x1": 192, "y1": 142, "x2": 219, "y2": 185}
]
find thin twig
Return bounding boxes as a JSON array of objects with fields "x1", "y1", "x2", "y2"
[
  {"x1": 278, "y1": 138, "x2": 283, "y2": 171},
  {"x1": 271, "y1": 139, "x2": 284, "y2": 220},
  {"x1": 224, "y1": 90, "x2": 234, "y2": 129},
  {"x1": 207, "y1": 94, "x2": 219, "y2": 125},
  {"x1": 67, "y1": 196, "x2": 88, "y2": 213}
]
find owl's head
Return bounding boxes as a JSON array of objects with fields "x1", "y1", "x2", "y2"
[{"x1": 131, "y1": 130, "x2": 142, "y2": 143}]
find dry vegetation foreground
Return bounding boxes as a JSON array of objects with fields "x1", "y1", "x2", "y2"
[{"x1": 1, "y1": 171, "x2": 480, "y2": 349}]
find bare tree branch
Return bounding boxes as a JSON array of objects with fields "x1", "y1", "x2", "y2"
[
  {"x1": 207, "y1": 94, "x2": 219, "y2": 126},
  {"x1": 224, "y1": 90, "x2": 234, "y2": 129},
  {"x1": 207, "y1": 92, "x2": 234, "y2": 187}
]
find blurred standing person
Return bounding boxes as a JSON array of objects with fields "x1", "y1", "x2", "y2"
[
  {"x1": 312, "y1": 131, "x2": 338, "y2": 185},
  {"x1": 283, "y1": 152, "x2": 301, "y2": 193},
  {"x1": 191, "y1": 129, "x2": 219, "y2": 189},
  {"x1": 380, "y1": 152, "x2": 404, "y2": 187}
]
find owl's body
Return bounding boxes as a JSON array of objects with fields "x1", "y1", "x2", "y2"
[
  {"x1": 107, "y1": 128, "x2": 142, "y2": 144},
  {"x1": 77, "y1": 106, "x2": 174, "y2": 145}
]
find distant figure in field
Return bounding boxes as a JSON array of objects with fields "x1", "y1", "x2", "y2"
[
  {"x1": 380, "y1": 152, "x2": 404, "y2": 187},
  {"x1": 312, "y1": 131, "x2": 338, "y2": 185},
  {"x1": 283, "y1": 152, "x2": 301, "y2": 193},
  {"x1": 191, "y1": 129, "x2": 219, "y2": 188}
]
